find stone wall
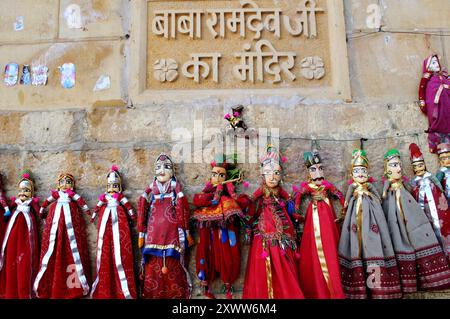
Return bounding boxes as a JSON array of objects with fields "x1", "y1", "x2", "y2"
[{"x1": 0, "y1": 0, "x2": 449, "y2": 298}]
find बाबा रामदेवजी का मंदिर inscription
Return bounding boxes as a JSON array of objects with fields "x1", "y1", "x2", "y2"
[{"x1": 143, "y1": 0, "x2": 351, "y2": 100}]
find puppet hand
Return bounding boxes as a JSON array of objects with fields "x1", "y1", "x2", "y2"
[
  {"x1": 138, "y1": 233, "x2": 145, "y2": 249},
  {"x1": 3, "y1": 208, "x2": 11, "y2": 218},
  {"x1": 39, "y1": 207, "x2": 47, "y2": 219},
  {"x1": 335, "y1": 214, "x2": 345, "y2": 224},
  {"x1": 186, "y1": 231, "x2": 195, "y2": 247}
]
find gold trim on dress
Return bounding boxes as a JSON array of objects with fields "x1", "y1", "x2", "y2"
[
  {"x1": 144, "y1": 244, "x2": 182, "y2": 253},
  {"x1": 312, "y1": 201, "x2": 331, "y2": 292},
  {"x1": 309, "y1": 183, "x2": 333, "y2": 293},
  {"x1": 391, "y1": 181, "x2": 407, "y2": 225},
  {"x1": 263, "y1": 241, "x2": 274, "y2": 299},
  {"x1": 353, "y1": 183, "x2": 373, "y2": 258}
]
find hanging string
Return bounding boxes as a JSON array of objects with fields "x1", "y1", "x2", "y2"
[
  {"x1": 311, "y1": 139, "x2": 321, "y2": 151},
  {"x1": 347, "y1": 28, "x2": 450, "y2": 40},
  {"x1": 414, "y1": 133, "x2": 421, "y2": 146},
  {"x1": 360, "y1": 138, "x2": 368, "y2": 150},
  {"x1": 282, "y1": 131, "x2": 427, "y2": 143}
]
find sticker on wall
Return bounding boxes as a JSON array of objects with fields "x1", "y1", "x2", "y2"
[
  {"x1": 59, "y1": 63, "x2": 76, "y2": 89},
  {"x1": 14, "y1": 16, "x2": 24, "y2": 31},
  {"x1": 93, "y1": 75, "x2": 111, "y2": 92},
  {"x1": 20, "y1": 65, "x2": 31, "y2": 85},
  {"x1": 31, "y1": 65, "x2": 49, "y2": 86},
  {"x1": 4, "y1": 63, "x2": 19, "y2": 86},
  {"x1": 64, "y1": 4, "x2": 83, "y2": 29}
]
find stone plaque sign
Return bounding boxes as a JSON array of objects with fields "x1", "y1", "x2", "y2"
[{"x1": 131, "y1": 0, "x2": 351, "y2": 102}]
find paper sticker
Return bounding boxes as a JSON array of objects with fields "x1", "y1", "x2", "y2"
[
  {"x1": 93, "y1": 75, "x2": 111, "y2": 91},
  {"x1": 64, "y1": 4, "x2": 83, "y2": 29},
  {"x1": 14, "y1": 16, "x2": 24, "y2": 31},
  {"x1": 31, "y1": 65, "x2": 49, "y2": 86},
  {"x1": 4, "y1": 63, "x2": 19, "y2": 86},
  {"x1": 59, "y1": 63, "x2": 76, "y2": 89},
  {"x1": 20, "y1": 65, "x2": 31, "y2": 85}
]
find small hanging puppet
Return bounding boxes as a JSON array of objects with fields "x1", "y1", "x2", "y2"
[
  {"x1": 418, "y1": 54, "x2": 450, "y2": 153},
  {"x1": 224, "y1": 105, "x2": 248, "y2": 131},
  {"x1": 192, "y1": 154, "x2": 244, "y2": 299},
  {"x1": 436, "y1": 143, "x2": 450, "y2": 204},
  {"x1": 0, "y1": 170, "x2": 40, "y2": 299},
  {"x1": 381, "y1": 148, "x2": 450, "y2": 293},
  {"x1": 408, "y1": 144, "x2": 450, "y2": 259},
  {"x1": 338, "y1": 149, "x2": 402, "y2": 299},
  {"x1": 90, "y1": 166, "x2": 137, "y2": 299},
  {"x1": 138, "y1": 153, "x2": 192, "y2": 299},
  {"x1": 0, "y1": 173, "x2": 12, "y2": 244},
  {"x1": 34, "y1": 173, "x2": 92, "y2": 299},
  {"x1": 242, "y1": 145, "x2": 304, "y2": 299},
  {"x1": 293, "y1": 151, "x2": 345, "y2": 299}
]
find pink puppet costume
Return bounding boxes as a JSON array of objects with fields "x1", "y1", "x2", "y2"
[
  {"x1": 90, "y1": 166, "x2": 137, "y2": 299},
  {"x1": 0, "y1": 171, "x2": 39, "y2": 299},
  {"x1": 138, "y1": 154, "x2": 192, "y2": 299},
  {"x1": 33, "y1": 173, "x2": 92, "y2": 299},
  {"x1": 242, "y1": 145, "x2": 304, "y2": 299},
  {"x1": 418, "y1": 54, "x2": 450, "y2": 153}
]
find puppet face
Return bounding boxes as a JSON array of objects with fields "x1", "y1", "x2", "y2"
[
  {"x1": 352, "y1": 166, "x2": 368, "y2": 183},
  {"x1": 386, "y1": 157, "x2": 402, "y2": 180},
  {"x1": 429, "y1": 56, "x2": 441, "y2": 72},
  {"x1": 107, "y1": 172, "x2": 121, "y2": 193},
  {"x1": 18, "y1": 181, "x2": 33, "y2": 201},
  {"x1": 412, "y1": 161, "x2": 426, "y2": 176},
  {"x1": 439, "y1": 152, "x2": 450, "y2": 168},
  {"x1": 107, "y1": 182, "x2": 121, "y2": 194},
  {"x1": 308, "y1": 163, "x2": 324, "y2": 186},
  {"x1": 262, "y1": 162, "x2": 282, "y2": 188},
  {"x1": 211, "y1": 167, "x2": 227, "y2": 186},
  {"x1": 155, "y1": 159, "x2": 173, "y2": 183},
  {"x1": 58, "y1": 176, "x2": 74, "y2": 191}
]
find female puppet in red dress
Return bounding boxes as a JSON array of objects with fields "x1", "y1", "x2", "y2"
[
  {"x1": 192, "y1": 154, "x2": 243, "y2": 299},
  {"x1": 243, "y1": 145, "x2": 304, "y2": 299},
  {"x1": 293, "y1": 151, "x2": 345, "y2": 299},
  {"x1": 138, "y1": 154, "x2": 192, "y2": 299},
  {"x1": 90, "y1": 166, "x2": 137, "y2": 299},
  {"x1": 33, "y1": 173, "x2": 92, "y2": 299},
  {"x1": 0, "y1": 171, "x2": 39, "y2": 299}
]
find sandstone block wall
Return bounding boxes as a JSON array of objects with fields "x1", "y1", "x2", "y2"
[{"x1": 0, "y1": 0, "x2": 449, "y2": 298}]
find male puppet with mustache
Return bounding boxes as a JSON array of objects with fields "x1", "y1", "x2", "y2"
[{"x1": 292, "y1": 151, "x2": 345, "y2": 299}]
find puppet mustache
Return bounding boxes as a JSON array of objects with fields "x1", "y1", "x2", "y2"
[{"x1": 312, "y1": 177, "x2": 324, "y2": 182}]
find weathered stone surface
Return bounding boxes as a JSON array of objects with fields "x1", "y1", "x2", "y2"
[
  {"x1": 0, "y1": 41, "x2": 125, "y2": 110},
  {"x1": 0, "y1": 113, "x2": 24, "y2": 145},
  {"x1": 0, "y1": 0, "x2": 448, "y2": 299},
  {"x1": 59, "y1": 0, "x2": 126, "y2": 39},
  {"x1": 21, "y1": 111, "x2": 80, "y2": 148},
  {"x1": 344, "y1": 0, "x2": 450, "y2": 32},
  {"x1": 0, "y1": 1, "x2": 59, "y2": 43},
  {"x1": 347, "y1": 33, "x2": 444, "y2": 103},
  {"x1": 381, "y1": 0, "x2": 450, "y2": 30}
]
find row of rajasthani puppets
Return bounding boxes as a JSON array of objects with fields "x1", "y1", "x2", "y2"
[{"x1": 0, "y1": 142, "x2": 449, "y2": 300}]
